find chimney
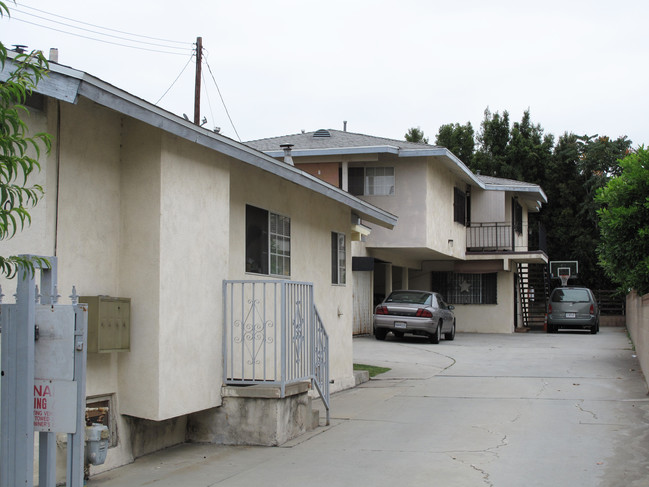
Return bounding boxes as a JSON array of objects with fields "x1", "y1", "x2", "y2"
[
  {"x1": 280, "y1": 144, "x2": 294, "y2": 166},
  {"x1": 49, "y1": 48, "x2": 59, "y2": 63},
  {"x1": 343, "y1": 121, "x2": 347, "y2": 132}
]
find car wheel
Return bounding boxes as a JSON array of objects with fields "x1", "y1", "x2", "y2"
[
  {"x1": 429, "y1": 321, "x2": 442, "y2": 344},
  {"x1": 590, "y1": 324, "x2": 597, "y2": 334},
  {"x1": 393, "y1": 331, "x2": 404, "y2": 339},
  {"x1": 547, "y1": 323, "x2": 554, "y2": 334},
  {"x1": 374, "y1": 328, "x2": 387, "y2": 341},
  {"x1": 444, "y1": 321, "x2": 456, "y2": 341}
]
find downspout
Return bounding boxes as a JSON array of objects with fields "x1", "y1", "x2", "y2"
[{"x1": 53, "y1": 100, "x2": 61, "y2": 257}]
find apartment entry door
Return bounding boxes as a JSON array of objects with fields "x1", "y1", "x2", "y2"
[{"x1": 353, "y1": 270, "x2": 373, "y2": 335}]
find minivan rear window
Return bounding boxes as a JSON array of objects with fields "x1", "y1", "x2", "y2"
[{"x1": 551, "y1": 289, "x2": 590, "y2": 303}]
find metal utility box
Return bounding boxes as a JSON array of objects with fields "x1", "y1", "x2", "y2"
[
  {"x1": 80, "y1": 296, "x2": 131, "y2": 353},
  {"x1": 85, "y1": 424, "x2": 109, "y2": 465}
]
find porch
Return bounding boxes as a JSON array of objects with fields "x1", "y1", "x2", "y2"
[{"x1": 203, "y1": 280, "x2": 330, "y2": 445}]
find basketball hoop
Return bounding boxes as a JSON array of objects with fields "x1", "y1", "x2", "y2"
[{"x1": 558, "y1": 267, "x2": 571, "y2": 287}]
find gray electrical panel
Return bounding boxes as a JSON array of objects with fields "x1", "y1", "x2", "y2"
[{"x1": 80, "y1": 296, "x2": 131, "y2": 353}]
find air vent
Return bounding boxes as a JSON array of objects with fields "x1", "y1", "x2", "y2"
[{"x1": 313, "y1": 129, "x2": 331, "y2": 138}]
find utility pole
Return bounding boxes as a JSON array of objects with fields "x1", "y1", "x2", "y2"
[{"x1": 194, "y1": 36, "x2": 202, "y2": 125}]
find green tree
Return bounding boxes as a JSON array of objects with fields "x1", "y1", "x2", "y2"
[
  {"x1": 507, "y1": 110, "x2": 554, "y2": 185},
  {"x1": 539, "y1": 133, "x2": 583, "y2": 259},
  {"x1": 435, "y1": 122, "x2": 475, "y2": 166},
  {"x1": 405, "y1": 126, "x2": 428, "y2": 144},
  {"x1": 572, "y1": 135, "x2": 631, "y2": 288},
  {"x1": 474, "y1": 108, "x2": 512, "y2": 178},
  {"x1": 596, "y1": 147, "x2": 649, "y2": 294},
  {"x1": 0, "y1": 1, "x2": 51, "y2": 277},
  {"x1": 435, "y1": 107, "x2": 634, "y2": 291}
]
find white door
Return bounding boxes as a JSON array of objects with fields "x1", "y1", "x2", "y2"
[{"x1": 353, "y1": 271, "x2": 373, "y2": 335}]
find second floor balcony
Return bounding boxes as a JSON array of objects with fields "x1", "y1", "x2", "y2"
[{"x1": 466, "y1": 222, "x2": 547, "y2": 254}]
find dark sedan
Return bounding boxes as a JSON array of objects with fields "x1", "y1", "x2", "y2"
[{"x1": 373, "y1": 290, "x2": 455, "y2": 344}]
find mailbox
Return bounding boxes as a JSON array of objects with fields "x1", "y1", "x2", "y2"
[{"x1": 80, "y1": 296, "x2": 131, "y2": 353}]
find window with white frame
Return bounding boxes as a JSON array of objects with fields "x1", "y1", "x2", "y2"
[
  {"x1": 246, "y1": 205, "x2": 291, "y2": 276},
  {"x1": 348, "y1": 167, "x2": 395, "y2": 196},
  {"x1": 331, "y1": 232, "x2": 346, "y2": 284}
]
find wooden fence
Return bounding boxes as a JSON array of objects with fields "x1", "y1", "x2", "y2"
[{"x1": 593, "y1": 290, "x2": 626, "y2": 316}]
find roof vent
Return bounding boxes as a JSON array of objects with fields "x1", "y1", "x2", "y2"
[
  {"x1": 279, "y1": 144, "x2": 294, "y2": 166},
  {"x1": 313, "y1": 129, "x2": 331, "y2": 138}
]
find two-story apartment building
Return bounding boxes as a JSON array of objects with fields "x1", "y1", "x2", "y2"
[
  {"x1": 246, "y1": 128, "x2": 548, "y2": 334},
  {"x1": 0, "y1": 55, "x2": 396, "y2": 475}
]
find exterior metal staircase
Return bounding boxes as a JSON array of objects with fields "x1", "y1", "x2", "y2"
[{"x1": 517, "y1": 263, "x2": 549, "y2": 330}]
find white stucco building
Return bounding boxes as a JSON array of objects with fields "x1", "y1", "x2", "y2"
[
  {"x1": 246, "y1": 129, "x2": 549, "y2": 334},
  {"x1": 0, "y1": 55, "x2": 396, "y2": 474}
]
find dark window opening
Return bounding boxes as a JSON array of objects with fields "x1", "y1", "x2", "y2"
[
  {"x1": 331, "y1": 232, "x2": 346, "y2": 284},
  {"x1": 454, "y1": 187, "x2": 467, "y2": 225},
  {"x1": 246, "y1": 205, "x2": 269, "y2": 275},
  {"x1": 432, "y1": 272, "x2": 497, "y2": 305},
  {"x1": 514, "y1": 199, "x2": 523, "y2": 234},
  {"x1": 246, "y1": 204, "x2": 291, "y2": 276},
  {"x1": 348, "y1": 167, "x2": 364, "y2": 196}
]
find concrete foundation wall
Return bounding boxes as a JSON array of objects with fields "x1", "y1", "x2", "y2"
[
  {"x1": 187, "y1": 383, "x2": 316, "y2": 446},
  {"x1": 626, "y1": 291, "x2": 649, "y2": 389}
]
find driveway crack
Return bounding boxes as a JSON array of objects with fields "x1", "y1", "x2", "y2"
[{"x1": 576, "y1": 400, "x2": 598, "y2": 420}]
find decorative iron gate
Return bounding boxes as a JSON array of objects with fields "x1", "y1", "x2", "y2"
[{"x1": 222, "y1": 280, "x2": 329, "y2": 423}]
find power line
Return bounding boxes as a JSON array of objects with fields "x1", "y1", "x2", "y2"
[
  {"x1": 7, "y1": 16, "x2": 191, "y2": 56},
  {"x1": 14, "y1": 2, "x2": 188, "y2": 46},
  {"x1": 156, "y1": 53, "x2": 195, "y2": 104},
  {"x1": 201, "y1": 70, "x2": 216, "y2": 129},
  {"x1": 12, "y1": 6, "x2": 190, "y2": 51},
  {"x1": 203, "y1": 53, "x2": 241, "y2": 141}
]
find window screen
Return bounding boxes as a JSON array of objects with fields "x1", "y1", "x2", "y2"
[
  {"x1": 246, "y1": 205, "x2": 291, "y2": 276},
  {"x1": 432, "y1": 272, "x2": 497, "y2": 305}
]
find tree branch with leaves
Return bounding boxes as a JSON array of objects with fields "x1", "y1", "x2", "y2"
[
  {"x1": 1, "y1": 1, "x2": 52, "y2": 277},
  {"x1": 596, "y1": 147, "x2": 649, "y2": 295}
]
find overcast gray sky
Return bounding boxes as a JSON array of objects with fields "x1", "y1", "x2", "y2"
[{"x1": 3, "y1": 0, "x2": 648, "y2": 149}]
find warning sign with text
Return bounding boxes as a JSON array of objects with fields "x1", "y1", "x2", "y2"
[{"x1": 33, "y1": 379, "x2": 77, "y2": 433}]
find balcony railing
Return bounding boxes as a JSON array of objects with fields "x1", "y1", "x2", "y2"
[
  {"x1": 466, "y1": 222, "x2": 547, "y2": 253},
  {"x1": 222, "y1": 280, "x2": 330, "y2": 424}
]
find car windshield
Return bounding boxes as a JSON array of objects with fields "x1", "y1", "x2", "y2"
[
  {"x1": 385, "y1": 291, "x2": 432, "y2": 305},
  {"x1": 551, "y1": 289, "x2": 591, "y2": 303}
]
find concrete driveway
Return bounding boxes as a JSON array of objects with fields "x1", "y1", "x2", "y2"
[
  {"x1": 90, "y1": 328, "x2": 649, "y2": 487},
  {"x1": 351, "y1": 328, "x2": 649, "y2": 486}
]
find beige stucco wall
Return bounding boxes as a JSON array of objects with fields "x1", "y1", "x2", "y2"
[
  {"x1": 113, "y1": 118, "x2": 162, "y2": 419},
  {"x1": 626, "y1": 291, "x2": 649, "y2": 389},
  {"x1": 2, "y1": 90, "x2": 384, "y2": 476},
  {"x1": 228, "y1": 163, "x2": 356, "y2": 392},
  {"x1": 426, "y1": 157, "x2": 467, "y2": 259},
  {"x1": 451, "y1": 271, "x2": 516, "y2": 334},
  {"x1": 156, "y1": 135, "x2": 229, "y2": 419},
  {"x1": 2, "y1": 97, "x2": 233, "y2": 467},
  {"x1": 33, "y1": 102, "x2": 230, "y2": 423},
  {"x1": 357, "y1": 156, "x2": 466, "y2": 260},
  {"x1": 472, "y1": 191, "x2": 505, "y2": 222},
  {"x1": 0, "y1": 100, "x2": 57, "y2": 267}
]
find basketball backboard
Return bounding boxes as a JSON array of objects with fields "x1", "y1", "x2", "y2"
[{"x1": 549, "y1": 261, "x2": 579, "y2": 280}]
